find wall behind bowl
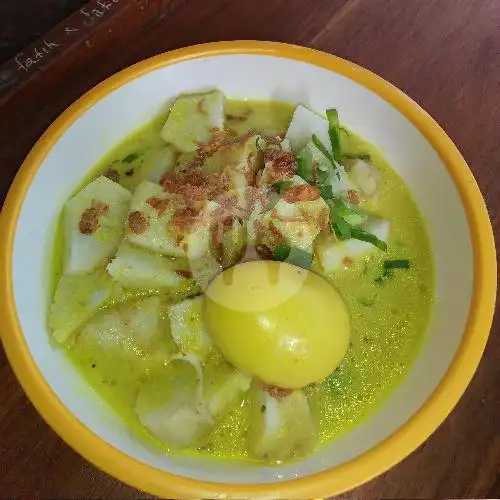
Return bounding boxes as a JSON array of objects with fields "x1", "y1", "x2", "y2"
[{"x1": 12, "y1": 53, "x2": 472, "y2": 483}]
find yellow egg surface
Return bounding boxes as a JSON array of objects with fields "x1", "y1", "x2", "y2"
[{"x1": 203, "y1": 261, "x2": 350, "y2": 389}]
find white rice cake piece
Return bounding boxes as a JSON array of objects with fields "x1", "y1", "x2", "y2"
[
  {"x1": 285, "y1": 105, "x2": 331, "y2": 154},
  {"x1": 167, "y1": 296, "x2": 212, "y2": 360},
  {"x1": 204, "y1": 133, "x2": 262, "y2": 174},
  {"x1": 249, "y1": 386, "x2": 317, "y2": 461},
  {"x1": 263, "y1": 176, "x2": 329, "y2": 250},
  {"x1": 161, "y1": 90, "x2": 225, "y2": 153},
  {"x1": 346, "y1": 158, "x2": 380, "y2": 202},
  {"x1": 49, "y1": 270, "x2": 117, "y2": 343},
  {"x1": 315, "y1": 218, "x2": 390, "y2": 273},
  {"x1": 203, "y1": 361, "x2": 252, "y2": 419},
  {"x1": 135, "y1": 356, "x2": 213, "y2": 447},
  {"x1": 142, "y1": 145, "x2": 177, "y2": 184},
  {"x1": 107, "y1": 242, "x2": 195, "y2": 292},
  {"x1": 125, "y1": 180, "x2": 219, "y2": 260},
  {"x1": 80, "y1": 296, "x2": 161, "y2": 351},
  {"x1": 63, "y1": 176, "x2": 131, "y2": 274},
  {"x1": 76, "y1": 296, "x2": 175, "y2": 375}
]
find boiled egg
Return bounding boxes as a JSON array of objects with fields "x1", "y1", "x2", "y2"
[{"x1": 203, "y1": 261, "x2": 350, "y2": 389}]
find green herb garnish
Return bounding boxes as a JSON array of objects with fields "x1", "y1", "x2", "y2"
[
  {"x1": 333, "y1": 217, "x2": 352, "y2": 240},
  {"x1": 319, "y1": 184, "x2": 334, "y2": 199},
  {"x1": 326, "y1": 109, "x2": 342, "y2": 163},
  {"x1": 329, "y1": 198, "x2": 368, "y2": 227},
  {"x1": 272, "y1": 245, "x2": 313, "y2": 269},
  {"x1": 350, "y1": 227, "x2": 388, "y2": 251},
  {"x1": 287, "y1": 247, "x2": 313, "y2": 269},
  {"x1": 296, "y1": 148, "x2": 314, "y2": 183},
  {"x1": 327, "y1": 199, "x2": 385, "y2": 250},
  {"x1": 312, "y1": 134, "x2": 335, "y2": 165},
  {"x1": 375, "y1": 259, "x2": 410, "y2": 284},
  {"x1": 123, "y1": 152, "x2": 141, "y2": 163},
  {"x1": 384, "y1": 259, "x2": 410, "y2": 270},
  {"x1": 272, "y1": 244, "x2": 290, "y2": 261},
  {"x1": 274, "y1": 180, "x2": 293, "y2": 193},
  {"x1": 296, "y1": 140, "x2": 333, "y2": 196},
  {"x1": 343, "y1": 153, "x2": 371, "y2": 162}
]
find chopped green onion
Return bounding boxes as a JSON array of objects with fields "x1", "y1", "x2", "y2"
[
  {"x1": 327, "y1": 199, "x2": 386, "y2": 250},
  {"x1": 272, "y1": 244, "x2": 290, "y2": 261},
  {"x1": 272, "y1": 245, "x2": 313, "y2": 270},
  {"x1": 343, "y1": 153, "x2": 371, "y2": 162},
  {"x1": 375, "y1": 259, "x2": 409, "y2": 284},
  {"x1": 274, "y1": 180, "x2": 293, "y2": 193},
  {"x1": 350, "y1": 227, "x2": 388, "y2": 251},
  {"x1": 329, "y1": 198, "x2": 367, "y2": 227},
  {"x1": 296, "y1": 148, "x2": 314, "y2": 184},
  {"x1": 312, "y1": 134, "x2": 335, "y2": 164},
  {"x1": 123, "y1": 152, "x2": 141, "y2": 163},
  {"x1": 384, "y1": 259, "x2": 410, "y2": 270},
  {"x1": 286, "y1": 247, "x2": 313, "y2": 269},
  {"x1": 332, "y1": 217, "x2": 352, "y2": 240},
  {"x1": 319, "y1": 184, "x2": 334, "y2": 199},
  {"x1": 326, "y1": 109, "x2": 342, "y2": 163},
  {"x1": 316, "y1": 166, "x2": 330, "y2": 185}
]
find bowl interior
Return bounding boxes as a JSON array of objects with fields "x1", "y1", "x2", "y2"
[{"x1": 11, "y1": 53, "x2": 472, "y2": 483}]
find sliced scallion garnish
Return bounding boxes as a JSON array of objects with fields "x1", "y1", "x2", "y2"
[
  {"x1": 343, "y1": 153, "x2": 371, "y2": 162},
  {"x1": 296, "y1": 148, "x2": 314, "y2": 184},
  {"x1": 350, "y1": 227, "x2": 388, "y2": 251},
  {"x1": 319, "y1": 184, "x2": 334, "y2": 199},
  {"x1": 329, "y1": 198, "x2": 368, "y2": 227},
  {"x1": 272, "y1": 245, "x2": 313, "y2": 270},
  {"x1": 312, "y1": 134, "x2": 335, "y2": 165},
  {"x1": 326, "y1": 109, "x2": 342, "y2": 163},
  {"x1": 272, "y1": 244, "x2": 290, "y2": 261},
  {"x1": 384, "y1": 259, "x2": 410, "y2": 270},
  {"x1": 123, "y1": 152, "x2": 141, "y2": 163},
  {"x1": 332, "y1": 216, "x2": 352, "y2": 240},
  {"x1": 375, "y1": 259, "x2": 410, "y2": 284},
  {"x1": 274, "y1": 180, "x2": 294, "y2": 193}
]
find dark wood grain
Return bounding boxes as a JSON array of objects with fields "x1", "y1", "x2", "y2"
[
  {"x1": 0, "y1": 0, "x2": 87, "y2": 64},
  {"x1": 0, "y1": 0, "x2": 499, "y2": 498}
]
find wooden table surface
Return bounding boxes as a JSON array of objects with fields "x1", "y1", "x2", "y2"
[{"x1": 1, "y1": 0, "x2": 499, "y2": 498}]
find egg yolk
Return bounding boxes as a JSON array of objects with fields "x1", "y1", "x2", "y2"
[{"x1": 203, "y1": 261, "x2": 350, "y2": 389}]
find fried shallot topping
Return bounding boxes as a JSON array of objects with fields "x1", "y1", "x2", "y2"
[
  {"x1": 283, "y1": 184, "x2": 320, "y2": 203},
  {"x1": 264, "y1": 149, "x2": 296, "y2": 182},
  {"x1": 128, "y1": 210, "x2": 149, "y2": 234},
  {"x1": 79, "y1": 200, "x2": 109, "y2": 235}
]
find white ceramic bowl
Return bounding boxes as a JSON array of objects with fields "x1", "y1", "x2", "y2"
[{"x1": 0, "y1": 41, "x2": 496, "y2": 499}]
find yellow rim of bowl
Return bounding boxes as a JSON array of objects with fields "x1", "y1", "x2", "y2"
[{"x1": 0, "y1": 41, "x2": 496, "y2": 499}]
